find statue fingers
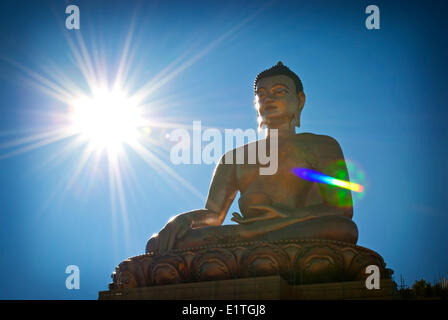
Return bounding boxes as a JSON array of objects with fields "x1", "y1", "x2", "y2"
[
  {"x1": 231, "y1": 216, "x2": 244, "y2": 224},
  {"x1": 231, "y1": 212, "x2": 248, "y2": 224},
  {"x1": 247, "y1": 204, "x2": 285, "y2": 218},
  {"x1": 247, "y1": 204, "x2": 274, "y2": 213},
  {"x1": 232, "y1": 212, "x2": 244, "y2": 219}
]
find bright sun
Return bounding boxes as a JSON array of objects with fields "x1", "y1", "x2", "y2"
[{"x1": 70, "y1": 88, "x2": 143, "y2": 152}]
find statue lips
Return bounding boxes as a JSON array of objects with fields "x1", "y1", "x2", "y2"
[{"x1": 262, "y1": 104, "x2": 278, "y2": 116}]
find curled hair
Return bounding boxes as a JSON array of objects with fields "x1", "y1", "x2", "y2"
[{"x1": 254, "y1": 61, "x2": 303, "y2": 94}]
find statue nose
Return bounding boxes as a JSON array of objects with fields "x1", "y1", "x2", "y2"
[
  {"x1": 260, "y1": 97, "x2": 274, "y2": 110},
  {"x1": 262, "y1": 96, "x2": 274, "y2": 105}
]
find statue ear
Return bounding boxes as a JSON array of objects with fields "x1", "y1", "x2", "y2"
[
  {"x1": 294, "y1": 113, "x2": 300, "y2": 128},
  {"x1": 296, "y1": 91, "x2": 306, "y2": 128},
  {"x1": 258, "y1": 119, "x2": 264, "y2": 132}
]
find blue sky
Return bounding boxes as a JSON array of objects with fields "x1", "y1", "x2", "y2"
[{"x1": 0, "y1": 0, "x2": 447, "y2": 299}]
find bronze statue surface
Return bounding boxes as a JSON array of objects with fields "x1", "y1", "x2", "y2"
[
  {"x1": 106, "y1": 62, "x2": 391, "y2": 291},
  {"x1": 146, "y1": 61, "x2": 357, "y2": 254}
]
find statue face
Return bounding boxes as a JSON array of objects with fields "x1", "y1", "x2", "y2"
[{"x1": 255, "y1": 75, "x2": 303, "y2": 128}]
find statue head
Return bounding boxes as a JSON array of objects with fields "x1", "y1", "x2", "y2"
[{"x1": 254, "y1": 61, "x2": 306, "y2": 131}]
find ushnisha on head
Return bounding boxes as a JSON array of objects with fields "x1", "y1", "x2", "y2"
[{"x1": 254, "y1": 61, "x2": 306, "y2": 131}]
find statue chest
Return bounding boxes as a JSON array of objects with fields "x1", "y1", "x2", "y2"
[{"x1": 236, "y1": 143, "x2": 318, "y2": 192}]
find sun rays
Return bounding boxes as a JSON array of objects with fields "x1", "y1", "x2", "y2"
[
  {"x1": 0, "y1": 5, "x2": 265, "y2": 253},
  {"x1": 0, "y1": 24, "x2": 207, "y2": 248}
]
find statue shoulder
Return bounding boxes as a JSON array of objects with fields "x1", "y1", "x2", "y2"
[
  {"x1": 296, "y1": 132, "x2": 340, "y2": 145},
  {"x1": 295, "y1": 132, "x2": 343, "y2": 157},
  {"x1": 218, "y1": 140, "x2": 257, "y2": 166}
]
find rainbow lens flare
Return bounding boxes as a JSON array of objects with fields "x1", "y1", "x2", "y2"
[{"x1": 292, "y1": 168, "x2": 364, "y2": 193}]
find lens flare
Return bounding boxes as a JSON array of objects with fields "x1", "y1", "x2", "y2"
[{"x1": 292, "y1": 167, "x2": 364, "y2": 193}]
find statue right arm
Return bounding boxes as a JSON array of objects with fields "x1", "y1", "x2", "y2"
[
  {"x1": 190, "y1": 151, "x2": 239, "y2": 227},
  {"x1": 156, "y1": 152, "x2": 238, "y2": 253}
]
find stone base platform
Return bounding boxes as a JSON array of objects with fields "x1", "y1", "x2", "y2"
[
  {"x1": 105, "y1": 239, "x2": 392, "y2": 291},
  {"x1": 99, "y1": 275, "x2": 399, "y2": 300}
]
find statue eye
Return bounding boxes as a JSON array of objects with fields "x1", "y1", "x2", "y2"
[{"x1": 274, "y1": 89, "x2": 287, "y2": 95}]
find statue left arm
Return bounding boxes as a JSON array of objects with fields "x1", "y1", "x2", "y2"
[{"x1": 314, "y1": 135, "x2": 353, "y2": 219}]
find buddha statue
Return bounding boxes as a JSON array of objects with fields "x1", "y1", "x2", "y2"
[
  {"x1": 146, "y1": 61, "x2": 358, "y2": 255},
  {"x1": 103, "y1": 62, "x2": 391, "y2": 294}
]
